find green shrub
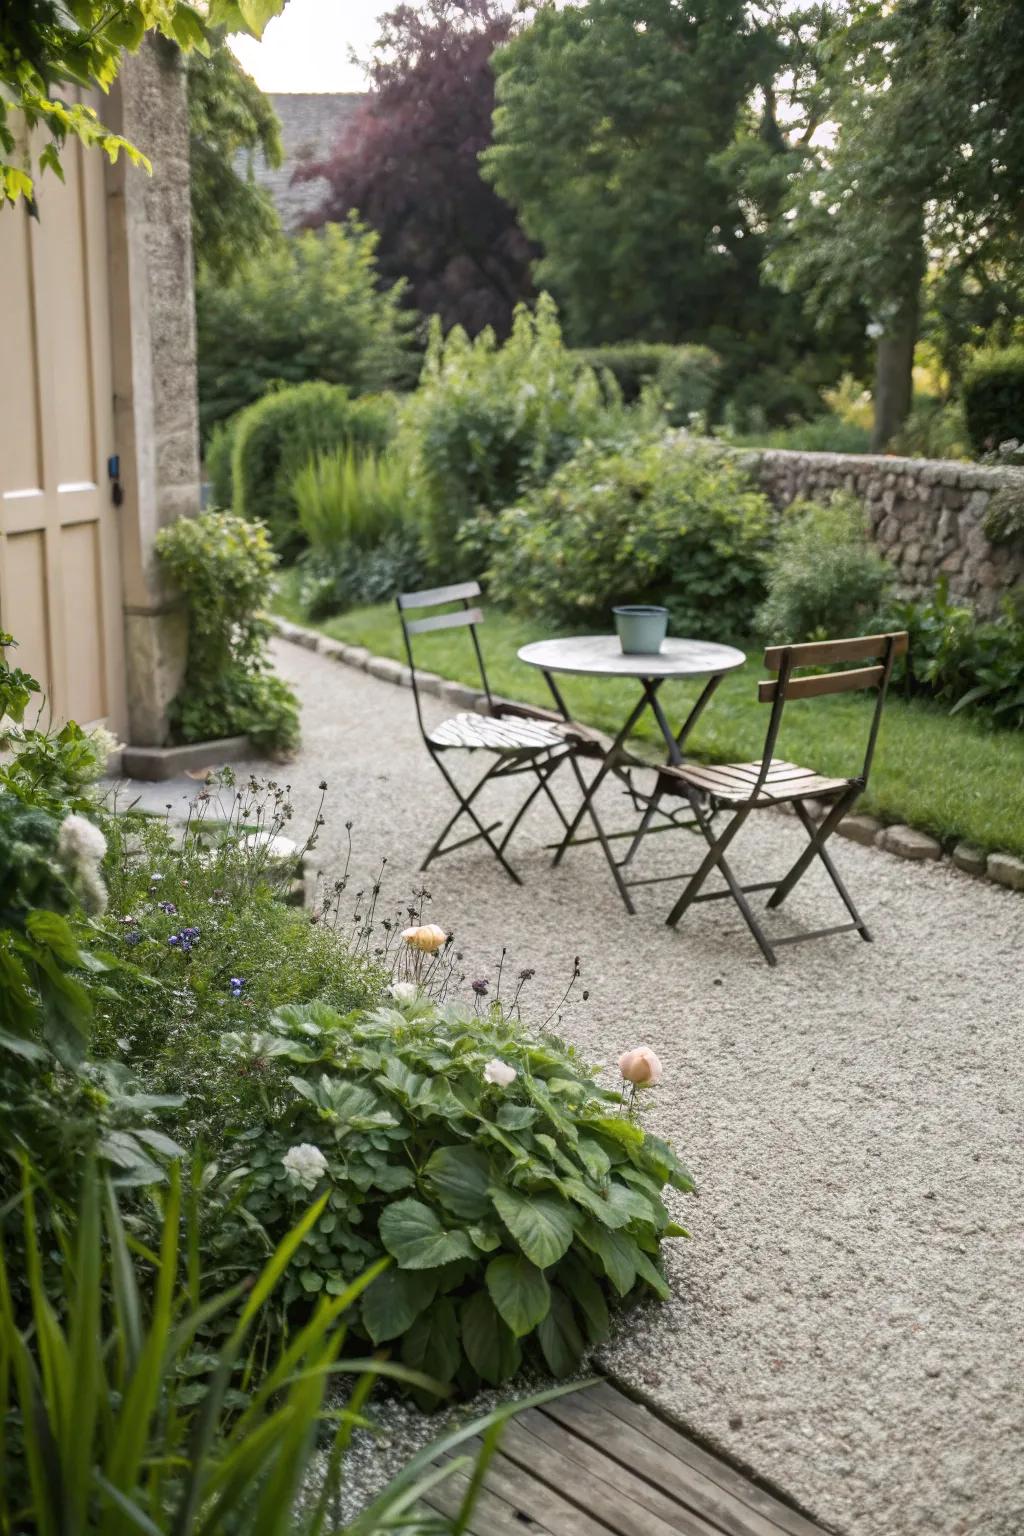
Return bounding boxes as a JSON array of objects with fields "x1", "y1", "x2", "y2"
[
  {"x1": 196, "y1": 220, "x2": 418, "y2": 439},
  {"x1": 727, "y1": 414, "x2": 872, "y2": 454},
  {"x1": 232, "y1": 384, "x2": 396, "y2": 558},
  {"x1": 889, "y1": 395, "x2": 971, "y2": 461},
  {"x1": 888, "y1": 581, "x2": 1024, "y2": 730},
  {"x1": 963, "y1": 345, "x2": 1024, "y2": 454},
  {"x1": 983, "y1": 481, "x2": 1024, "y2": 543},
  {"x1": 214, "y1": 992, "x2": 692, "y2": 1392},
  {"x1": 205, "y1": 415, "x2": 237, "y2": 508},
  {"x1": 295, "y1": 445, "x2": 411, "y2": 552},
  {"x1": 722, "y1": 365, "x2": 825, "y2": 435},
  {"x1": 294, "y1": 446, "x2": 424, "y2": 616},
  {"x1": 571, "y1": 343, "x2": 719, "y2": 424},
  {"x1": 404, "y1": 295, "x2": 631, "y2": 575},
  {"x1": 755, "y1": 495, "x2": 892, "y2": 642},
  {"x1": 487, "y1": 437, "x2": 771, "y2": 639},
  {"x1": 156, "y1": 512, "x2": 300, "y2": 753}
]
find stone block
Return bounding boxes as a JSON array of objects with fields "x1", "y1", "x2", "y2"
[
  {"x1": 879, "y1": 824, "x2": 942, "y2": 861},
  {"x1": 366, "y1": 655, "x2": 409, "y2": 685},
  {"x1": 836, "y1": 813, "x2": 883, "y2": 846},
  {"x1": 414, "y1": 670, "x2": 446, "y2": 697},
  {"x1": 952, "y1": 842, "x2": 987, "y2": 877},
  {"x1": 317, "y1": 637, "x2": 348, "y2": 661},
  {"x1": 986, "y1": 853, "x2": 1024, "y2": 891},
  {"x1": 937, "y1": 508, "x2": 959, "y2": 544},
  {"x1": 340, "y1": 645, "x2": 371, "y2": 669},
  {"x1": 440, "y1": 681, "x2": 480, "y2": 711}
]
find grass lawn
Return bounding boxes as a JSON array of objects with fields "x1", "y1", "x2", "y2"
[{"x1": 275, "y1": 574, "x2": 1024, "y2": 857}]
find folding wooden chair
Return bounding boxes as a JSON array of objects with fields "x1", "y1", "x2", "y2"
[
  {"x1": 397, "y1": 580, "x2": 591, "y2": 883},
  {"x1": 660, "y1": 630, "x2": 909, "y2": 965}
]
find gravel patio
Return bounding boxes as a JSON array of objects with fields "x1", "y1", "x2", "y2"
[{"x1": 246, "y1": 637, "x2": 1023, "y2": 1536}]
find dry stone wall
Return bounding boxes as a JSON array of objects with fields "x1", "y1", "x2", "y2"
[{"x1": 743, "y1": 449, "x2": 1024, "y2": 615}]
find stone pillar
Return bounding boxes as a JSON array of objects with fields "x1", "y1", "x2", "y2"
[{"x1": 105, "y1": 37, "x2": 199, "y2": 746}]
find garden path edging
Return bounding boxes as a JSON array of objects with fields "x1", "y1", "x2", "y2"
[{"x1": 271, "y1": 615, "x2": 1024, "y2": 895}]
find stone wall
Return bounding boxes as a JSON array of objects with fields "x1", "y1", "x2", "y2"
[{"x1": 745, "y1": 449, "x2": 1024, "y2": 616}]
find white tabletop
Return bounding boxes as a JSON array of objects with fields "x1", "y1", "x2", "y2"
[{"x1": 518, "y1": 634, "x2": 747, "y2": 680}]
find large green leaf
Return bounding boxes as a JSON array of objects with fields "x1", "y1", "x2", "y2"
[
  {"x1": 491, "y1": 1188, "x2": 575, "y2": 1269},
  {"x1": 560, "y1": 1176, "x2": 657, "y2": 1231},
  {"x1": 558, "y1": 1254, "x2": 609, "y2": 1344},
  {"x1": 362, "y1": 1267, "x2": 437, "y2": 1344},
  {"x1": 401, "y1": 1297, "x2": 460, "y2": 1385},
  {"x1": 633, "y1": 1247, "x2": 671, "y2": 1300},
  {"x1": 379, "y1": 1199, "x2": 475, "y2": 1270},
  {"x1": 577, "y1": 1218, "x2": 638, "y2": 1296},
  {"x1": 496, "y1": 1103, "x2": 538, "y2": 1131},
  {"x1": 461, "y1": 1291, "x2": 522, "y2": 1386},
  {"x1": 485, "y1": 1253, "x2": 551, "y2": 1337},
  {"x1": 424, "y1": 1145, "x2": 494, "y2": 1220},
  {"x1": 536, "y1": 1288, "x2": 585, "y2": 1377}
]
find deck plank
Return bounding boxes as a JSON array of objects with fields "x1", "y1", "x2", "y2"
[
  {"x1": 588, "y1": 1383, "x2": 827, "y2": 1536},
  {"x1": 506, "y1": 1410, "x2": 723, "y2": 1536},
  {"x1": 421, "y1": 1382, "x2": 831, "y2": 1536}
]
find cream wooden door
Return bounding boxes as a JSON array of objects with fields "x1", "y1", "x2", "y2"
[{"x1": 0, "y1": 121, "x2": 127, "y2": 734}]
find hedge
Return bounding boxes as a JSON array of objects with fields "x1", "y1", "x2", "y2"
[
  {"x1": 963, "y1": 346, "x2": 1024, "y2": 454},
  {"x1": 570, "y1": 343, "x2": 719, "y2": 424},
  {"x1": 230, "y1": 383, "x2": 396, "y2": 557}
]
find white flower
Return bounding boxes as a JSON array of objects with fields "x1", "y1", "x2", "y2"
[
  {"x1": 282, "y1": 1143, "x2": 328, "y2": 1190},
  {"x1": 483, "y1": 1058, "x2": 517, "y2": 1088},
  {"x1": 56, "y1": 813, "x2": 108, "y2": 914},
  {"x1": 57, "y1": 813, "x2": 107, "y2": 866},
  {"x1": 389, "y1": 981, "x2": 419, "y2": 1004},
  {"x1": 865, "y1": 320, "x2": 885, "y2": 340}
]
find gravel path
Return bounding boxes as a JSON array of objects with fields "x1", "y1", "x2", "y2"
[{"x1": 253, "y1": 639, "x2": 1024, "y2": 1536}]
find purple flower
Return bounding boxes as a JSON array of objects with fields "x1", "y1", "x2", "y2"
[
  {"x1": 229, "y1": 976, "x2": 246, "y2": 997},
  {"x1": 168, "y1": 929, "x2": 197, "y2": 953},
  {"x1": 471, "y1": 978, "x2": 490, "y2": 997},
  {"x1": 158, "y1": 900, "x2": 177, "y2": 915},
  {"x1": 124, "y1": 931, "x2": 143, "y2": 947}
]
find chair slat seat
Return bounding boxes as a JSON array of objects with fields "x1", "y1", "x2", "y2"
[
  {"x1": 662, "y1": 756, "x2": 850, "y2": 805},
  {"x1": 429, "y1": 711, "x2": 568, "y2": 754}
]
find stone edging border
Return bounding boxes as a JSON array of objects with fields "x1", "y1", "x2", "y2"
[{"x1": 272, "y1": 615, "x2": 1024, "y2": 896}]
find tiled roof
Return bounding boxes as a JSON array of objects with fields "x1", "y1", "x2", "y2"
[{"x1": 248, "y1": 92, "x2": 366, "y2": 230}]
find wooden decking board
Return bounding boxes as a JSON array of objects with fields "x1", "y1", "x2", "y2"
[
  {"x1": 498, "y1": 1413, "x2": 717, "y2": 1536},
  {"x1": 541, "y1": 1393, "x2": 785, "y2": 1536},
  {"x1": 589, "y1": 1385, "x2": 826, "y2": 1536},
  {"x1": 424, "y1": 1460, "x2": 551, "y2": 1535},
  {"x1": 422, "y1": 1383, "x2": 830, "y2": 1536}
]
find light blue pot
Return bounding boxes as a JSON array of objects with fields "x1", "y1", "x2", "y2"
[{"x1": 613, "y1": 604, "x2": 669, "y2": 655}]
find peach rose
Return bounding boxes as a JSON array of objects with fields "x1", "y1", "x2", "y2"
[
  {"x1": 618, "y1": 1046, "x2": 663, "y2": 1086},
  {"x1": 401, "y1": 923, "x2": 447, "y2": 954}
]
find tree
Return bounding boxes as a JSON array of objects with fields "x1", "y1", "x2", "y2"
[
  {"x1": 300, "y1": 0, "x2": 534, "y2": 337},
  {"x1": 195, "y1": 221, "x2": 418, "y2": 437},
  {"x1": 187, "y1": 33, "x2": 283, "y2": 279},
  {"x1": 482, "y1": 0, "x2": 772, "y2": 347},
  {"x1": 776, "y1": 1, "x2": 1024, "y2": 448},
  {"x1": 0, "y1": 2, "x2": 286, "y2": 209}
]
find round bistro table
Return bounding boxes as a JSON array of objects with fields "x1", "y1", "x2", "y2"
[{"x1": 517, "y1": 634, "x2": 746, "y2": 912}]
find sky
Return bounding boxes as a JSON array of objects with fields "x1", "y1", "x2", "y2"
[{"x1": 229, "y1": 0, "x2": 388, "y2": 93}]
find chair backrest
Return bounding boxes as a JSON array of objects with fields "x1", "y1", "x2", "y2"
[
  {"x1": 396, "y1": 580, "x2": 492, "y2": 737},
  {"x1": 755, "y1": 631, "x2": 909, "y2": 791}
]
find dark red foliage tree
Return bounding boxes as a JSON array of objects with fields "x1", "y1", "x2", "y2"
[{"x1": 298, "y1": 0, "x2": 535, "y2": 338}]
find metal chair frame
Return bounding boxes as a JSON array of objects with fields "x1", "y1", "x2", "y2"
[
  {"x1": 663, "y1": 631, "x2": 909, "y2": 965},
  {"x1": 397, "y1": 581, "x2": 577, "y2": 884}
]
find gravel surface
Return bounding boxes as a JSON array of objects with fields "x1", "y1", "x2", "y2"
[{"x1": 250, "y1": 639, "x2": 1023, "y2": 1536}]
